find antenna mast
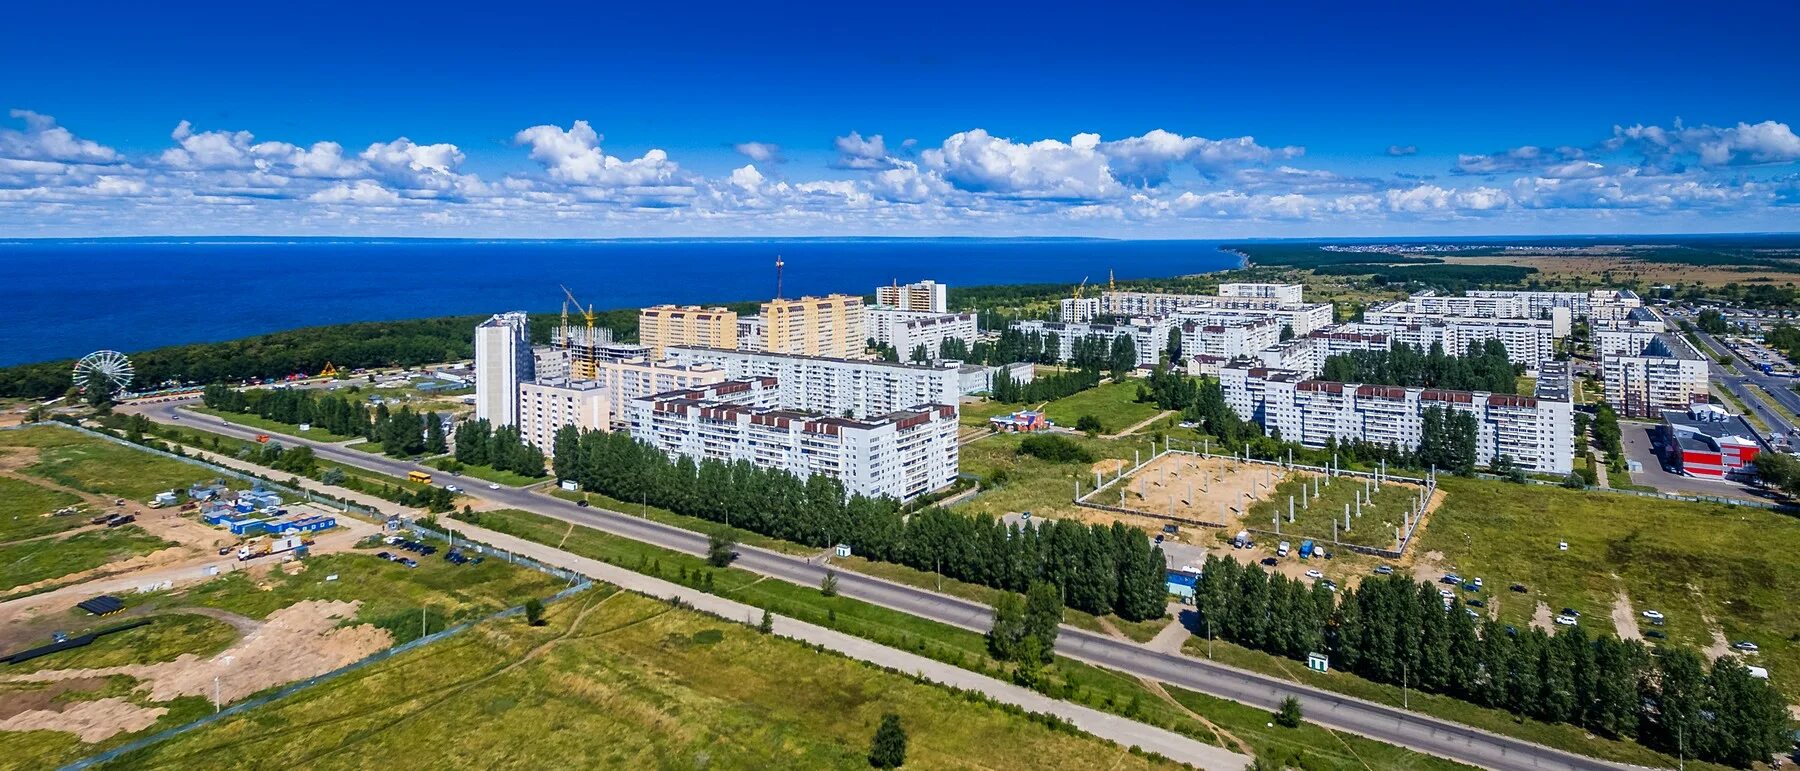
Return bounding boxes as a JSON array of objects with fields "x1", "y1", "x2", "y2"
[{"x1": 775, "y1": 255, "x2": 785, "y2": 300}]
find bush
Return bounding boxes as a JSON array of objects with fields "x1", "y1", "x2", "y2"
[
  {"x1": 524, "y1": 598, "x2": 545, "y2": 626},
  {"x1": 868, "y1": 713, "x2": 908, "y2": 768},
  {"x1": 1075, "y1": 414, "x2": 1104, "y2": 434},
  {"x1": 1017, "y1": 434, "x2": 1095, "y2": 464},
  {"x1": 707, "y1": 531, "x2": 737, "y2": 567},
  {"x1": 1274, "y1": 696, "x2": 1303, "y2": 728}
]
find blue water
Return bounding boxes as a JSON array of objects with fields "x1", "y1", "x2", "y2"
[{"x1": 0, "y1": 238, "x2": 1242, "y2": 367}]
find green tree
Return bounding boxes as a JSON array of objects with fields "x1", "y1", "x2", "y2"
[
  {"x1": 524, "y1": 597, "x2": 545, "y2": 626},
  {"x1": 424, "y1": 412, "x2": 448, "y2": 454},
  {"x1": 1023, "y1": 581, "x2": 1063, "y2": 652},
  {"x1": 868, "y1": 713, "x2": 908, "y2": 769},
  {"x1": 1274, "y1": 696, "x2": 1303, "y2": 728},
  {"x1": 820, "y1": 570, "x2": 839, "y2": 597},
  {"x1": 707, "y1": 531, "x2": 737, "y2": 567},
  {"x1": 757, "y1": 608, "x2": 774, "y2": 634},
  {"x1": 1075, "y1": 414, "x2": 1103, "y2": 434},
  {"x1": 987, "y1": 592, "x2": 1032, "y2": 662}
]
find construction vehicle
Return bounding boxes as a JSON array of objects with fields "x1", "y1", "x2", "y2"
[{"x1": 237, "y1": 535, "x2": 311, "y2": 561}]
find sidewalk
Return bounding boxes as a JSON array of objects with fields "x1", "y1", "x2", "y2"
[{"x1": 448, "y1": 518, "x2": 1251, "y2": 770}]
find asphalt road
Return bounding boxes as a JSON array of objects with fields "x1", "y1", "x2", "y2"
[
  {"x1": 135, "y1": 399, "x2": 1626, "y2": 771},
  {"x1": 1695, "y1": 328, "x2": 1800, "y2": 443}
]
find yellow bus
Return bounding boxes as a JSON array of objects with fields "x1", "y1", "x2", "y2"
[{"x1": 407, "y1": 470, "x2": 432, "y2": 485}]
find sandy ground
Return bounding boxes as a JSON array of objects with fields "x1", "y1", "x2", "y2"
[
  {"x1": 0, "y1": 599, "x2": 393, "y2": 742},
  {"x1": 1113, "y1": 454, "x2": 1277, "y2": 525},
  {"x1": 1531, "y1": 601, "x2": 1554, "y2": 633},
  {"x1": 1610, "y1": 590, "x2": 1643, "y2": 641}
]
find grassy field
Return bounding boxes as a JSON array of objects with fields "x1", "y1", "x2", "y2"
[
  {"x1": 7, "y1": 614, "x2": 239, "y2": 674},
  {"x1": 1244, "y1": 471, "x2": 1423, "y2": 550},
  {"x1": 1419, "y1": 477, "x2": 1800, "y2": 700},
  {"x1": 957, "y1": 396, "x2": 1025, "y2": 427},
  {"x1": 426, "y1": 456, "x2": 542, "y2": 487},
  {"x1": 955, "y1": 431, "x2": 1155, "y2": 521},
  {"x1": 186, "y1": 406, "x2": 361, "y2": 443},
  {"x1": 99, "y1": 589, "x2": 1187, "y2": 771},
  {"x1": 1040, "y1": 380, "x2": 1166, "y2": 435},
  {"x1": 0, "y1": 426, "x2": 213, "y2": 501},
  {"x1": 1176, "y1": 637, "x2": 1712, "y2": 770},
  {"x1": 0, "y1": 526, "x2": 175, "y2": 593},
  {"x1": 147, "y1": 422, "x2": 443, "y2": 509},
  {"x1": 1165, "y1": 683, "x2": 1477, "y2": 771},
  {"x1": 0, "y1": 475, "x2": 84, "y2": 543},
  {"x1": 182, "y1": 550, "x2": 562, "y2": 645}
]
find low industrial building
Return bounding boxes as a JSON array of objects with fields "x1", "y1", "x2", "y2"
[{"x1": 1661, "y1": 405, "x2": 1761, "y2": 480}]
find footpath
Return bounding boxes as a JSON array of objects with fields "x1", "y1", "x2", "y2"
[{"x1": 448, "y1": 518, "x2": 1252, "y2": 771}]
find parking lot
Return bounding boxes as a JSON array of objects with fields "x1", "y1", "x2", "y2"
[{"x1": 1618, "y1": 421, "x2": 1767, "y2": 499}]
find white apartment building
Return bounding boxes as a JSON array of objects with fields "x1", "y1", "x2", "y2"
[
  {"x1": 629, "y1": 384, "x2": 958, "y2": 502},
  {"x1": 867, "y1": 309, "x2": 978, "y2": 358},
  {"x1": 663, "y1": 346, "x2": 960, "y2": 419},
  {"x1": 1060, "y1": 296, "x2": 1100, "y2": 323},
  {"x1": 1370, "y1": 296, "x2": 1571, "y2": 339},
  {"x1": 1011, "y1": 317, "x2": 1176, "y2": 367},
  {"x1": 1602, "y1": 334, "x2": 1710, "y2": 418},
  {"x1": 762, "y1": 294, "x2": 867, "y2": 358},
  {"x1": 1432, "y1": 288, "x2": 1641, "y2": 323},
  {"x1": 1595, "y1": 326, "x2": 1663, "y2": 358},
  {"x1": 1221, "y1": 362, "x2": 1574, "y2": 473},
  {"x1": 583, "y1": 357, "x2": 731, "y2": 430},
  {"x1": 517, "y1": 378, "x2": 610, "y2": 455},
  {"x1": 736, "y1": 315, "x2": 767, "y2": 351},
  {"x1": 875, "y1": 279, "x2": 948, "y2": 313},
  {"x1": 1347, "y1": 319, "x2": 1554, "y2": 368},
  {"x1": 1250, "y1": 327, "x2": 1394, "y2": 376},
  {"x1": 1219, "y1": 282, "x2": 1304, "y2": 305},
  {"x1": 1106, "y1": 291, "x2": 1336, "y2": 334},
  {"x1": 474, "y1": 311, "x2": 534, "y2": 427},
  {"x1": 1178, "y1": 316, "x2": 1282, "y2": 360}
]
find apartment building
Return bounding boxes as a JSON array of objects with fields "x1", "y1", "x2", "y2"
[
  {"x1": 1370, "y1": 295, "x2": 1571, "y2": 339},
  {"x1": 1059, "y1": 296, "x2": 1100, "y2": 323},
  {"x1": 1221, "y1": 362, "x2": 1574, "y2": 473},
  {"x1": 875, "y1": 279, "x2": 948, "y2": 313},
  {"x1": 867, "y1": 308, "x2": 978, "y2": 358},
  {"x1": 517, "y1": 378, "x2": 610, "y2": 454},
  {"x1": 1011, "y1": 317, "x2": 1176, "y2": 367},
  {"x1": 663, "y1": 346, "x2": 960, "y2": 419},
  {"x1": 474, "y1": 311, "x2": 534, "y2": 427},
  {"x1": 1106, "y1": 291, "x2": 1335, "y2": 334},
  {"x1": 629, "y1": 383, "x2": 958, "y2": 501},
  {"x1": 582, "y1": 357, "x2": 731, "y2": 430},
  {"x1": 1435, "y1": 288, "x2": 1641, "y2": 322},
  {"x1": 736, "y1": 315, "x2": 767, "y2": 351},
  {"x1": 1595, "y1": 326, "x2": 1663, "y2": 358},
  {"x1": 639, "y1": 305, "x2": 739, "y2": 358},
  {"x1": 1218, "y1": 282, "x2": 1304, "y2": 304},
  {"x1": 1178, "y1": 316, "x2": 1282, "y2": 360},
  {"x1": 1602, "y1": 334, "x2": 1710, "y2": 418},
  {"x1": 1348, "y1": 319, "x2": 1554, "y2": 368},
  {"x1": 763, "y1": 294, "x2": 867, "y2": 358},
  {"x1": 1250, "y1": 327, "x2": 1393, "y2": 376}
]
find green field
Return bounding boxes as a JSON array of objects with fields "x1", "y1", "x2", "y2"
[
  {"x1": 186, "y1": 406, "x2": 361, "y2": 443},
  {"x1": 956, "y1": 396, "x2": 1023, "y2": 427},
  {"x1": 0, "y1": 475, "x2": 84, "y2": 543},
  {"x1": 0, "y1": 426, "x2": 212, "y2": 501},
  {"x1": 7, "y1": 614, "x2": 239, "y2": 674},
  {"x1": 1040, "y1": 380, "x2": 1166, "y2": 435},
  {"x1": 955, "y1": 431, "x2": 1154, "y2": 521},
  {"x1": 1166, "y1": 684, "x2": 1476, "y2": 771},
  {"x1": 98, "y1": 589, "x2": 1185, "y2": 771},
  {"x1": 0, "y1": 526, "x2": 175, "y2": 593},
  {"x1": 1244, "y1": 471, "x2": 1424, "y2": 550},
  {"x1": 426, "y1": 456, "x2": 542, "y2": 487},
  {"x1": 1419, "y1": 477, "x2": 1800, "y2": 700},
  {"x1": 547, "y1": 489, "x2": 815, "y2": 556}
]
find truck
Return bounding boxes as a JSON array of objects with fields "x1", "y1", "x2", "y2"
[
  {"x1": 237, "y1": 535, "x2": 310, "y2": 561},
  {"x1": 1300, "y1": 539, "x2": 1315, "y2": 559},
  {"x1": 1232, "y1": 530, "x2": 1251, "y2": 548},
  {"x1": 1277, "y1": 540, "x2": 1291, "y2": 558},
  {"x1": 1761, "y1": 362, "x2": 1774, "y2": 374}
]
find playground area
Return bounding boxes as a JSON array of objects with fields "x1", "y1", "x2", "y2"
[{"x1": 1091, "y1": 451, "x2": 1442, "y2": 554}]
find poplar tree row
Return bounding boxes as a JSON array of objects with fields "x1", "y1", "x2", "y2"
[{"x1": 550, "y1": 425, "x2": 1168, "y2": 620}]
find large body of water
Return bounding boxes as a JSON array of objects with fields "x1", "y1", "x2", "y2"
[{"x1": 0, "y1": 238, "x2": 1242, "y2": 367}]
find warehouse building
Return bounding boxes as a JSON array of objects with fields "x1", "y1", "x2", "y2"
[{"x1": 1660, "y1": 404, "x2": 1761, "y2": 480}]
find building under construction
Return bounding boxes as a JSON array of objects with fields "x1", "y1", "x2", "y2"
[{"x1": 554, "y1": 285, "x2": 621, "y2": 380}]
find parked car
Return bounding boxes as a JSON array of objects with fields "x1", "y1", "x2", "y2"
[
  {"x1": 1561, "y1": 607, "x2": 1582, "y2": 618},
  {"x1": 1641, "y1": 610, "x2": 1665, "y2": 621},
  {"x1": 1441, "y1": 573, "x2": 1462, "y2": 585},
  {"x1": 1320, "y1": 580, "x2": 1337, "y2": 592},
  {"x1": 1467, "y1": 599, "x2": 1485, "y2": 608},
  {"x1": 1260, "y1": 557, "x2": 1278, "y2": 567},
  {"x1": 445, "y1": 485, "x2": 463, "y2": 493},
  {"x1": 1732, "y1": 641, "x2": 1760, "y2": 652},
  {"x1": 576, "y1": 499, "x2": 590, "y2": 507},
  {"x1": 1645, "y1": 630, "x2": 1667, "y2": 640},
  {"x1": 1472, "y1": 577, "x2": 1483, "y2": 589},
  {"x1": 1374, "y1": 565, "x2": 1395, "y2": 575},
  {"x1": 488, "y1": 483, "x2": 501, "y2": 490},
  {"x1": 1510, "y1": 583, "x2": 1528, "y2": 593},
  {"x1": 1304, "y1": 569, "x2": 1324, "y2": 579},
  {"x1": 1554, "y1": 615, "x2": 1579, "y2": 626},
  {"x1": 1438, "y1": 588, "x2": 1455, "y2": 599}
]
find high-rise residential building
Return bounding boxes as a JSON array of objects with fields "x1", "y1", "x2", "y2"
[
  {"x1": 762, "y1": 294, "x2": 867, "y2": 358},
  {"x1": 550, "y1": 323, "x2": 617, "y2": 380},
  {"x1": 1345, "y1": 319, "x2": 1555, "y2": 368},
  {"x1": 1104, "y1": 291, "x2": 1335, "y2": 335},
  {"x1": 1059, "y1": 296, "x2": 1100, "y2": 323},
  {"x1": 1220, "y1": 362, "x2": 1574, "y2": 473},
  {"x1": 517, "y1": 378, "x2": 610, "y2": 455},
  {"x1": 1011, "y1": 317, "x2": 1177, "y2": 368},
  {"x1": 1177, "y1": 316, "x2": 1283, "y2": 361},
  {"x1": 629, "y1": 383, "x2": 958, "y2": 502},
  {"x1": 867, "y1": 309, "x2": 978, "y2": 359},
  {"x1": 664, "y1": 346, "x2": 959, "y2": 419},
  {"x1": 1602, "y1": 334, "x2": 1711, "y2": 418},
  {"x1": 585, "y1": 357, "x2": 730, "y2": 431},
  {"x1": 875, "y1": 279, "x2": 948, "y2": 313},
  {"x1": 736, "y1": 315, "x2": 767, "y2": 351},
  {"x1": 1218, "y1": 282, "x2": 1305, "y2": 305},
  {"x1": 638, "y1": 305, "x2": 739, "y2": 359},
  {"x1": 474, "y1": 311, "x2": 534, "y2": 427}
]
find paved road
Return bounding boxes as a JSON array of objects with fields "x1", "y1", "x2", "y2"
[
  {"x1": 133, "y1": 399, "x2": 1627, "y2": 771},
  {"x1": 1693, "y1": 328, "x2": 1797, "y2": 443}
]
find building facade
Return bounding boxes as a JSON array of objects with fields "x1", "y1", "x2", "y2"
[
  {"x1": 629, "y1": 383, "x2": 958, "y2": 502},
  {"x1": 1178, "y1": 316, "x2": 1283, "y2": 361},
  {"x1": 1106, "y1": 291, "x2": 1334, "y2": 334},
  {"x1": 1602, "y1": 334, "x2": 1710, "y2": 418},
  {"x1": 875, "y1": 279, "x2": 948, "y2": 313},
  {"x1": 474, "y1": 311, "x2": 534, "y2": 427},
  {"x1": 867, "y1": 309, "x2": 978, "y2": 358},
  {"x1": 663, "y1": 346, "x2": 960, "y2": 419},
  {"x1": 639, "y1": 305, "x2": 739, "y2": 359},
  {"x1": 584, "y1": 357, "x2": 731, "y2": 430},
  {"x1": 1221, "y1": 362, "x2": 1575, "y2": 473},
  {"x1": 1661, "y1": 405, "x2": 1761, "y2": 480},
  {"x1": 1059, "y1": 296, "x2": 1100, "y2": 323},
  {"x1": 1218, "y1": 282, "x2": 1304, "y2": 304},
  {"x1": 517, "y1": 378, "x2": 610, "y2": 455},
  {"x1": 762, "y1": 294, "x2": 867, "y2": 358},
  {"x1": 1011, "y1": 317, "x2": 1176, "y2": 367}
]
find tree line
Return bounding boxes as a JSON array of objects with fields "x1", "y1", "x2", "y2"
[
  {"x1": 201, "y1": 384, "x2": 448, "y2": 460},
  {"x1": 1320, "y1": 340, "x2": 1519, "y2": 394},
  {"x1": 454, "y1": 418, "x2": 547, "y2": 477},
  {"x1": 1193, "y1": 558, "x2": 1791, "y2": 767},
  {"x1": 990, "y1": 367, "x2": 1099, "y2": 404},
  {"x1": 549, "y1": 425, "x2": 1168, "y2": 621}
]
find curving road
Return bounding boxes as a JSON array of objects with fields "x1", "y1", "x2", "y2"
[{"x1": 132, "y1": 399, "x2": 1627, "y2": 771}]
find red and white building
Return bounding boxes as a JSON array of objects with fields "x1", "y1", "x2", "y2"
[{"x1": 1660, "y1": 405, "x2": 1761, "y2": 480}]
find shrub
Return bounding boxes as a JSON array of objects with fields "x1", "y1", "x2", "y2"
[{"x1": 1017, "y1": 434, "x2": 1095, "y2": 464}]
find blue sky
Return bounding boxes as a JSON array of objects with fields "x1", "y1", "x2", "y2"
[{"x1": 2, "y1": 0, "x2": 1797, "y2": 238}]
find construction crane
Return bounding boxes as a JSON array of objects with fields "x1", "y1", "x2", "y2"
[
  {"x1": 1108, "y1": 268, "x2": 1116, "y2": 291},
  {"x1": 1073, "y1": 276, "x2": 1089, "y2": 299},
  {"x1": 560, "y1": 284, "x2": 597, "y2": 335}
]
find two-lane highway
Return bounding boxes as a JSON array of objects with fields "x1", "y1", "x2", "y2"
[{"x1": 133, "y1": 399, "x2": 1626, "y2": 771}]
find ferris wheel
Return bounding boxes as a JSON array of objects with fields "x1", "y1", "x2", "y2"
[{"x1": 73, "y1": 350, "x2": 135, "y2": 395}]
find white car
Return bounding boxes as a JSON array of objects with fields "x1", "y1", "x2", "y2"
[
  {"x1": 1305, "y1": 569, "x2": 1324, "y2": 579},
  {"x1": 1554, "y1": 615, "x2": 1579, "y2": 626},
  {"x1": 444, "y1": 485, "x2": 463, "y2": 493},
  {"x1": 1439, "y1": 588, "x2": 1455, "y2": 599},
  {"x1": 488, "y1": 483, "x2": 501, "y2": 490},
  {"x1": 1641, "y1": 610, "x2": 1665, "y2": 621}
]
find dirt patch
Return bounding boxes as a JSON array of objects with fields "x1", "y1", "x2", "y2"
[
  {"x1": 1112, "y1": 453, "x2": 1276, "y2": 525},
  {"x1": 0, "y1": 677, "x2": 111, "y2": 720},
  {"x1": 4, "y1": 600, "x2": 393, "y2": 706},
  {"x1": 1701, "y1": 614, "x2": 1734, "y2": 661},
  {"x1": 1090, "y1": 458, "x2": 1126, "y2": 476},
  {"x1": 1531, "y1": 601, "x2": 1554, "y2": 633},
  {"x1": 0, "y1": 697, "x2": 167, "y2": 743},
  {"x1": 1610, "y1": 590, "x2": 1643, "y2": 641}
]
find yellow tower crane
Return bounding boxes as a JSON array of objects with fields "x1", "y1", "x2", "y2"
[
  {"x1": 1073, "y1": 276, "x2": 1089, "y2": 299},
  {"x1": 559, "y1": 284, "x2": 600, "y2": 380}
]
